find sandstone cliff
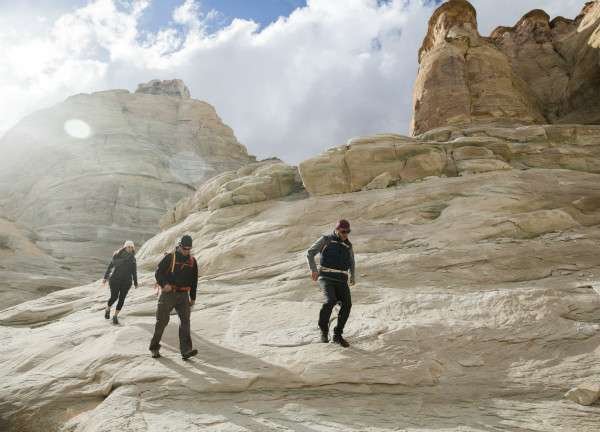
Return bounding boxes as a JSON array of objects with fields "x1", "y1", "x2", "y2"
[
  {"x1": 410, "y1": 0, "x2": 600, "y2": 135},
  {"x1": 0, "y1": 79, "x2": 253, "y2": 307}
]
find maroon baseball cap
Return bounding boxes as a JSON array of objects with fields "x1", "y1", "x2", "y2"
[{"x1": 336, "y1": 219, "x2": 350, "y2": 230}]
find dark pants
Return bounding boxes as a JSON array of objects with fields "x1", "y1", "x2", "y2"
[
  {"x1": 107, "y1": 279, "x2": 131, "y2": 311},
  {"x1": 318, "y1": 278, "x2": 352, "y2": 335},
  {"x1": 149, "y1": 291, "x2": 193, "y2": 355}
]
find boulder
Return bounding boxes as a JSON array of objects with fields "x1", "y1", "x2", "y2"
[{"x1": 565, "y1": 384, "x2": 600, "y2": 406}]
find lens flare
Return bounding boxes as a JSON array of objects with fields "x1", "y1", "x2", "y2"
[{"x1": 63, "y1": 119, "x2": 92, "y2": 139}]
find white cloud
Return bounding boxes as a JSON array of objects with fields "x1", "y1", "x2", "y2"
[{"x1": 0, "y1": 0, "x2": 591, "y2": 165}]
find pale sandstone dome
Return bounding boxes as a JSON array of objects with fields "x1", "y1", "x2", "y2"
[
  {"x1": 0, "y1": 79, "x2": 254, "y2": 307},
  {"x1": 2, "y1": 2, "x2": 600, "y2": 432}
]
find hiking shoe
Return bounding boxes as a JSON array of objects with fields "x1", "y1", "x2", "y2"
[
  {"x1": 104, "y1": 309, "x2": 110, "y2": 319},
  {"x1": 182, "y1": 349, "x2": 198, "y2": 360},
  {"x1": 151, "y1": 351, "x2": 161, "y2": 359},
  {"x1": 332, "y1": 334, "x2": 349, "y2": 348},
  {"x1": 112, "y1": 315, "x2": 119, "y2": 325},
  {"x1": 320, "y1": 329, "x2": 329, "y2": 343}
]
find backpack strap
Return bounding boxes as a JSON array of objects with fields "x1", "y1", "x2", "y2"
[
  {"x1": 320, "y1": 235, "x2": 332, "y2": 255},
  {"x1": 169, "y1": 250, "x2": 176, "y2": 274}
]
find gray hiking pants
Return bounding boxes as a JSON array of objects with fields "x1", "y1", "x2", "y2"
[{"x1": 149, "y1": 290, "x2": 192, "y2": 355}]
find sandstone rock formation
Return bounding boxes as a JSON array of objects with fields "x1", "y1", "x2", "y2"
[
  {"x1": 0, "y1": 79, "x2": 253, "y2": 307},
  {"x1": 159, "y1": 159, "x2": 303, "y2": 229},
  {"x1": 299, "y1": 124, "x2": 600, "y2": 196},
  {"x1": 411, "y1": 0, "x2": 600, "y2": 136}
]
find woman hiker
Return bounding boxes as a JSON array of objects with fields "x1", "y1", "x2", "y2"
[{"x1": 102, "y1": 240, "x2": 138, "y2": 324}]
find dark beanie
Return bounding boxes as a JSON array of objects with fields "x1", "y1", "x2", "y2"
[
  {"x1": 335, "y1": 219, "x2": 350, "y2": 230},
  {"x1": 180, "y1": 235, "x2": 193, "y2": 247}
]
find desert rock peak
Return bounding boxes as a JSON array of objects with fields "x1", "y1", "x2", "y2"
[
  {"x1": 418, "y1": 0, "x2": 477, "y2": 63},
  {"x1": 411, "y1": 0, "x2": 600, "y2": 136},
  {"x1": 135, "y1": 78, "x2": 191, "y2": 98}
]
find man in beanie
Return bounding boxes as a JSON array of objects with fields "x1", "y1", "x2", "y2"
[
  {"x1": 149, "y1": 234, "x2": 199, "y2": 359},
  {"x1": 306, "y1": 219, "x2": 355, "y2": 347}
]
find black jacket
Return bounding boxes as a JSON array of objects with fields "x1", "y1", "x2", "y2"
[
  {"x1": 103, "y1": 249, "x2": 138, "y2": 286},
  {"x1": 155, "y1": 247, "x2": 198, "y2": 301}
]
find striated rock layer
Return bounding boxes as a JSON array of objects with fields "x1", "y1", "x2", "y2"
[
  {"x1": 411, "y1": 0, "x2": 600, "y2": 136},
  {"x1": 299, "y1": 124, "x2": 600, "y2": 196},
  {"x1": 0, "y1": 79, "x2": 253, "y2": 307}
]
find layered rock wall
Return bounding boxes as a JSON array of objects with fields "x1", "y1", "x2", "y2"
[
  {"x1": 299, "y1": 124, "x2": 600, "y2": 196},
  {"x1": 410, "y1": 0, "x2": 600, "y2": 135}
]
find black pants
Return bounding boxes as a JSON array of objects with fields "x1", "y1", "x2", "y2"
[
  {"x1": 318, "y1": 278, "x2": 352, "y2": 335},
  {"x1": 107, "y1": 279, "x2": 131, "y2": 311}
]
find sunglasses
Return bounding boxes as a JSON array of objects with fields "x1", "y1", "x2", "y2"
[
  {"x1": 181, "y1": 247, "x2": 191, "y2": 251},
  {"x1": 339, "y1": 230, "x2": 351, "y2": 234}
]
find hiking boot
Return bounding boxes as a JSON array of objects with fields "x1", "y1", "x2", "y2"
[
  {"x1": 151, "y1": 351, "x2": 161, "y2": 359},
  {"x1": 104, "y1": 309, "x2": 110, "y2": 319},
  {"x1": 332, "y1": 334, "x2": 349, "y2": 348},
  {"x1": 182, "y1": 349, "x2": 198, "y2": 360},
  {"x1": 112, "y1": 315, "x2": 119, "y2": 325},
  {"x1": 320, "y1": 329, "x2": 329, "y2": 343}
]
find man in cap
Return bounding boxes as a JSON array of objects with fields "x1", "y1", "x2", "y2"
[
  {"x1": 306, "y1": 219, "x2": 355, "y2": 347},
  {"x1": 149, "y1": 235, "x2": 199, "y2": 359}
]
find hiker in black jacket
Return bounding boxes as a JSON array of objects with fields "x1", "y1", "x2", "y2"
[
  {"x1": 102, "y1": 240, "x2": 138, "y2": 324},
  {"x1": 149, "y1": 235, "x2": 199, "y2": 360}
]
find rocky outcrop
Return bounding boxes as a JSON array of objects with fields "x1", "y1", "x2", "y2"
[
  {"x1": 0, "y1": 80, "x2": 253, "y2": 301},
  {"x1": 491, "y1": 3, "x2": 600, "y2": 126},
  {"x1": 159, "y1": 159, "x2": 303, "y2": 228},
  {"x1": 299, "y1": 124, "x2": 600, "y2": 196},
  {"x1": 410, "y1": 0, "x2": 600, "y2": 136},
  {"x1": 134, "y1": 78, "x2": 191, "y2": 98}
]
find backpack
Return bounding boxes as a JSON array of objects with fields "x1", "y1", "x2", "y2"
[{"x1": 154, "y1": 250, "x2": 195, "y2": 295}]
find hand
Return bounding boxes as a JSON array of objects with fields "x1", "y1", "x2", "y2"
[
  {"x1": 103, "y1": 279, "x2": 107, "y2": 285},
  {"x1": 349, "y1": 278, "x2": 355, "y2": 286},
  {"x1": 311, "y1": 271, "x2": 319, "y2": 281},
  {"x1": 190, "y1": 300, "x2": 196, "y2": 307},
  {"x1": 162, "y1": 284, "x2": 172, "y2": 292},
  {"x1": 134, "y1": 285, "x2": 139, "y2": 289}
]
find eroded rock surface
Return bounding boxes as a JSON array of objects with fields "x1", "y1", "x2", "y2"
[
  {"x1": 1, "y1": 167, "x2": 599, "y2": 431},
  {"x1": 299, "y1": 124, "x2": 600, "y2": 196},
  {"x1": 411, "y1": 0, "x2": 600, "y2": 135},
  {"x1": 159, "y1": 159, "x2": 303, "y2": 228}
]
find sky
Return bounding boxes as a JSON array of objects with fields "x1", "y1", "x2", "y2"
[{"x1": 0, "y1": 0, "x2": 592, "y2": 165}]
